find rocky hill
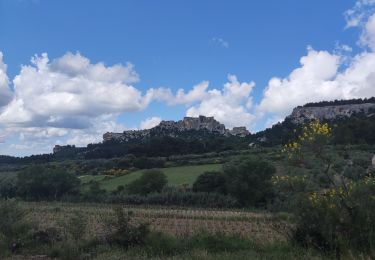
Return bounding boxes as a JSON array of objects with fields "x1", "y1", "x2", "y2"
[
  {"x1": 252, "y1": 98, "x2": 375, "y2": 146},
  {"x1": 103, "y1": 115, "x2": 250, "y2": 143},
  {"x1": 287, "y1": 103, "x2": 375, "y2": 124}
]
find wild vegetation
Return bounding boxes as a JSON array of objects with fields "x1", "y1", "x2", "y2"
[{"x1": 1, "y1": 99, "x2": 375, "y2": 258}]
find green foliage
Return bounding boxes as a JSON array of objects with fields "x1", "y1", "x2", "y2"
[
  {"x1": 0, "y1": 199, "x2": 32, "y2": 255},
  {"x1": 0, "y1": 175, "x2": 17, "y2": 198},
  {"x1": 280, "y1": 120, "x2": 375, "y2": 257},
  {"x1": 133, "y1": 157, "x2": 166, "y2": 169},
  {"x1": 144, "y1": 232, "x2": 182, "y2": 256},
  {"x1": 127, "y1": 170, "x2": 167, "y2": 195},
  {"x1": 108, "y1": 188, "x2": 238, "y2": 208},
  {"x1": 292, "y1": 179, "x2": 375, "y2": 256},
  {"x1": 17, "y1": 165, "x2": 80, "y2": 200},
  {"x1": 332, "y1": 115, "x2": 375, "y2": 145},
  {"x1": 144, "y1": 232, "x2": 256, "y2": 256},
  {"x1": 100, "y1": 164, "x2": 222, "y2": 191},
  {"x1": 64, "y1": 211, "x2": 88, "y2": 241},
  {"x1": 105, "y1": 207, "x2": 150, "y2": 248},
  {"x1": 192, "y1": 171, "x2": 226, "y2": 194},
  {"x1": 223, "y1": 157, "x2": 275, "y2": 206},
  {"x1": 85, "y1": 133, "x2": 249, "y2": 159},
  {"x1": 82, "y1": 181, "x2": 107, "y2": 201}
]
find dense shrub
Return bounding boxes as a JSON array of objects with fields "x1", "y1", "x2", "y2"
[
  {"x1": 17, "y1": 165, "x2": 80, "y2": 200},
  {"x1": 105, "y1": 207, "x2": 149, "y2": 248},
  {"x1": 281, "y1": 121, "x2": 375, "y2": 257},
  {"x1": 127, "y1": 170, "x2": 167, "y2": 195},
  {"x1": 82, "y1": 181, "x2": 107, "y2": 201},
  {"x1": 133, "y1": 157, "x2": 166, "y2": 169},
  {"x1": 192, "y1": 171, "x2": 226, "y2": 194},
  {"x1": 0, "y1": 177, "x2": 17, "y2": 198},
  {"x1": 107, "y1": 189, "x2": 238, "y2": 208},
  {"x1": 223, "y1": 157, "x2": 275, "y2": 206},
  {"x1": 0, "y1": 199, "x2": 33, "y2": 255},
  {"x1": 292, "y1": 179, "x2": 375, "y2": 256}
]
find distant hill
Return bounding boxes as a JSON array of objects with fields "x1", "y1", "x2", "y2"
[
  {"x1": 103, "y1": 115, "x2": 250, "y2": 143},
  {"x1": 253, "y1": 97, "x2": 375, "y2": 146},
  {"x1": 302, "y1": 97, "x2": 375, "y2": 108},
  {"x1": 3, "y1": 98, "x2": 375, "y2": 163}
]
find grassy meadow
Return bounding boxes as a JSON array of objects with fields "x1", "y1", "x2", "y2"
[{"x1": 81, "y1": 164, "x2": 223, "y2": 191}]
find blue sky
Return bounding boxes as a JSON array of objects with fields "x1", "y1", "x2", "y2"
[{"x1": 1, "y1": 0, "x2": 375, "y2": 156}]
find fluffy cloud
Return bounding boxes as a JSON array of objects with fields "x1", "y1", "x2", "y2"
[
  {"x1": 186, "y1": 75, "x2": 255, "y2": 128},
  {"x1": 0, "y1": 52, "x2": 12, "y2": 108},
  {"x1": 4, "y1": 0, "x2": 375, "y2": 155},
  {"x1": 146, "y1": 81, "x2": 209, "y2": 106},
  {"x1": 0, "y1": 52, "x2": 150, "y2": 129},
  {"x1": 140, "y1": 117, "x2": 162, "y2": 129},
  {"x1": 145, "y1": 75, "x2": 255, "y2": 129},
  {"x1": 257, "y1": 48, "x2": 342, "y2": 119},
  {"x1": 360, "y1": 13, "x2": 375, "y2": 50},
  {"x1": 0, "y1": 52, "x2": 148, "y2": 155},
  {"x1": 257, "y1": 14, "x2": 375, "y2": 126},
  {"x1": 344, "y1": 0, "x2": 375, "y2": 28}
]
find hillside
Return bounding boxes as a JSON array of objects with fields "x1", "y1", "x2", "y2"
[
  {"x1": 2, "y1": 98, "x2": 375, "y2": 163},
  {"x1": 253, "y1": 97, "x2": 375, "y2": 146},
  {"x1": 103, "y1": 115, "x2": 250, "y2": 143}
]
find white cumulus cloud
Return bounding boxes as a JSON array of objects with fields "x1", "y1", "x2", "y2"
[
  {"x1": 257, "y1": 48, "x2": 342, "y2": 120},
  {"x1": 0, "y1": 52, "x2": 13, "y2": 108},
  {"x1": 140, "y1": 117, "x2": 162, "y2": 129},
  {"x1": 256, "y1": 12, "x2": 375, "y2": 127},
  {"x1": 186, "y1": 75, "x2": 255, "y2": 129},
  {"x1": 0, "y1": 52, "x2": 150, "y2": 129}
]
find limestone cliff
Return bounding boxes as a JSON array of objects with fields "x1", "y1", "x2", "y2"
[{"x1": 287, "y1": 103, "x2": 375, "y2": 124}]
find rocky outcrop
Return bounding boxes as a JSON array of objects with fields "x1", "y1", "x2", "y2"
[
  {"x1": 230, "y1": 127, "x2": 250, "y2": 137},
  {"x1": 53, "y1": 145, "x2": 76, "y2": 154},
  {"x1": 103, "y1": 131, "x2": 151, "y2": 142},
  {"x1": 287, "y1": 103, "x2": 375, "y2": 124},
  {"x1": 103, "y1": 115, "x2": 250, "y2": 143}
]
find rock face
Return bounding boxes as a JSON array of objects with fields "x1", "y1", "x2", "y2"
[
  {"x1": 103, "y1": 115, "x2": 250, "y2": 143},
  {"x1": 287, "y1": 103, "x2": 375, "y2": 124},
  {"x1": 53, "y1": 145, "x2": 76, "y2": 154},
  {"x1": 158, "y1": 116, "x2": 227, "y2": 134},
  {"x1": 230, "y1": 127, "x2": 250, "y2": 137}
]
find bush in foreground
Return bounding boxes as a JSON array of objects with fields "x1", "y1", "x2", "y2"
[
  {"x1": 127, "y1": 170, "x2": 167, "y2": 195},
  {"x1": 192, "y1": 171, "x2": 226, "y2": 194},
  {"x1": 224, "y1": 157, "x2": 275, "y2": 207},
  {"x1": 0, "y1": 199, "x2": 33, "y2": 256}
]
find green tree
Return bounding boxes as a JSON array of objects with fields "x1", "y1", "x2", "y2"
[
  {"x1": 127, "y1": 170, "x2": 167, "y2": 195},
  {"x1": 17, "y1": 165, "x2": 80, "y2": 200},
  {"x1": 192, "y1": 171, "x2": 226, "y2": 194},
  {"x1": 223, "y1": 157, "x2": 275, "y2": 206},
  {"x1": 281, "y1": 121, "x2": 375, "y2": 256}
]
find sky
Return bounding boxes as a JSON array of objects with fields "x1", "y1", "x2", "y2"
[{"x1": 1, "y1": 0, "x2": 375, "y2": 156}]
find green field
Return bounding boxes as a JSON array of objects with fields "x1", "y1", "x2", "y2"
[
  {"x1": 79, "y1": 174, "x2": 106, "y2": 184},
  {"x1": 98, "y1": 164, "x2": 222, "y2": 191}
]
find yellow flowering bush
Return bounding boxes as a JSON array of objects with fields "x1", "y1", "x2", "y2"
[
  {"x1": 280, "y1": 121, "x2": 375, "y2": 255},
  {"x1": 104, "y1": 168, "x2": 130, "y2": 177},
  {"x1": 282, "y1": 120, "x2": 332, "y2": 165}
]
